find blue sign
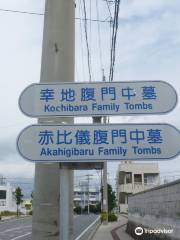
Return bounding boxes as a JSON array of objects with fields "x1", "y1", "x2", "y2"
[
  {"x1": 17, "y1": 124, "x2": 180, "y2": 162},
  {"x1": 19, "y1": 81, "x2": 177, "y2": 117}
]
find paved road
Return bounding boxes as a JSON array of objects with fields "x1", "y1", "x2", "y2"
[
  {"x1": 0, "y1": 217, "x2": 32, "y2": 240},
  {"x1": 74, "y1": 214, "x2": 99, "y2": 239},
  {"x1": 0, "y1": 215, "x2": 99, "y2": 240}
]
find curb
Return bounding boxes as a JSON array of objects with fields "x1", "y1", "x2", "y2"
[
  {"x1": 111, "y1": 215, "x2": 129, "y2": 240},
  {"x1": 111, "y1": 223, "x2": 127, "y2": 240},
  {"x1": 0, "y1": 215, "x2": 31, "y2": 223}
]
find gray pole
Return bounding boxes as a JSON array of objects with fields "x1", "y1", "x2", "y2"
[
  {"x1": 103, "y1": 161, "x2": 108, "y2": 224},
  {"x1": 87, "y1": 175, "x2": 90, "y2": 215},
  {"x1": 32, "y1": 0, "x2": 75, "y2": 239},
  {"x1": 93, "y1": 116, "x2": 108, "y2": 223},
  {"x1": 60, "y1": 164, "x2": 74, "y2": 240},
  {"x1": 102, "y1": 116, "x2": 108, "y2": 225},
  {"x1": 86, "y1": 174, "x2": 93, "y2": 214}
]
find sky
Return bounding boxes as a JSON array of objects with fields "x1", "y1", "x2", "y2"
[{"x1": 0, "y1": 0, "x2": 180, "y2": 187}]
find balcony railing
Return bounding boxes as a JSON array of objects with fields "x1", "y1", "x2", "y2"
[{"x1": 119, "y1": 182, "x2": 158, "y2": 193}]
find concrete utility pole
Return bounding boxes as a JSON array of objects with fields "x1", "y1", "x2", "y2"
[
  {"x1": 32, "y1": 0, "x2": 75, "y2": 239},
  {"x1": 86, "y1": 174, "x2": 93, "y2": 214},
  {"x1": 93, "y1": 72, "x2": 108, "y2": 223},
  {"x1": 102, "y1": 162, "x2": 108, "y2": 224},
  {"x1": 93, "y1": 116, "x2": 108, "y2": 224},
  {"x1": 102, "y1": 117, "x2": 108, "y2": 225}
]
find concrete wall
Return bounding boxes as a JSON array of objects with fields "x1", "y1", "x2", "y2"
[{"x1": 127, "y1": 179, "x2": 180, "y2": 240}]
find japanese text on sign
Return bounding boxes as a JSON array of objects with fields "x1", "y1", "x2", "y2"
[
  {"x1": 17, "y1": 124, "x2": 180, "y2": 162},
  {"x1": 19, "y1": 81, "x2": 177, "y2": 117}
]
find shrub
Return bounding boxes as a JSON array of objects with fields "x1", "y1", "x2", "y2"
[
  {"x1": 74, "y1": 206, "x2": 82, "y2": 214},
  {"x1": 29, "y1": 210, "x2": 33, "y2": 215},
  {"x1": 83, "y1": 204, "x2": 101, "y2": 214},
  {"x1": 0, "y1": 211, "x2": 16, "y2": 216},
  {"x1": 108, "y1": 213, "x2": 117, "y2": 222},
  {"x1": 101, "y1": 212, "x2": 108, "y2": 222}
]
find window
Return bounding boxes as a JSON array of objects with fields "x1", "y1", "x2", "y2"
[
  {"x1": 126, "y1": 172, "x2": 132, "y2": 183},
  {"x1": 134, "y1": 174, "x2": 142, "y2": 184},
  {"x1": 119, "y1": 171, "x2": 125, "y2": 184},
  {"x1": 144, "y1": 174, "x2": 156, "y2": 184},
  {"x1": 0, "y1": 190, "x2": 6, "y2": 199}
]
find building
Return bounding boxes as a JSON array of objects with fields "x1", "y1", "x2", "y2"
[
  {"x1": 21, "y1": 199, "x2": 32, "y2": 214},
  {"x1": 0, "y1": 177, "x2": 16, "y2": 212},
  {"x1": 74, "y1": 181, "x2": 100, "y2": 208},
  {"x1": 116, "y1": 161, "x2": 160, "y2": 213}
]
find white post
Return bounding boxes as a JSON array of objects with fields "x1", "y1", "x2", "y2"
[
  {"x1": 85, "y1": 174, "x2": 93, "y2": 214},
  {"x1": 87, "y1": 175, "x2": 90, "y2": 214},
  {"x1": 60, "y1": 164, "x2": 74, "y2": 240},
  {"x1": 93, "y1": 117, "x2": 108, "y2": 224},
  {"x1": 103, "y1": 161, "x2": 108, "y2": 225},
  {"x1": 88, "y1": 176, "x2": 89, "y2": 214},
  {"x1": 102, "y1": 117, "x2": 108, "y2": 225},
  {"x1": 32, "y1": 0, "x2": 75, "y2": 239}
]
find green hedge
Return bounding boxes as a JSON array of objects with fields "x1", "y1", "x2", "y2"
[
  {"x1": 0, "y1": 211, "x2": 17, "y2": 216},
  {"x1": 101, "y1": 212, "x2": 117, "y2": 222},
  {"x1": 101, "y1": 212, "x2": 108, "y2": 222},
  {"x1": 108, "y1": 213, "x2": 118, "y2": 222},
  {"x1": 74, "y1": 206, "x2": 82, "y2": 214}
]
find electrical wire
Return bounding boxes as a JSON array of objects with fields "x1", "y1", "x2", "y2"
[
  {"x1": 89, "y1": 0, "x2": 92, "y2": 66},
  {"x1": 109, "y1": 0, "x2": 121, "y2": 82},
  {"x1": 109, "y1": 0, "x2": 119, "y2": 82},
  {"x1": 105, "y1": 0, "x2": 112, "y2": 20},
  {"x1": 96, "y1": 0, "x2": 103, "y2": 73},
  {"x1": 0, "y1": 8, "x2": 44, "y2": 15},
  {"x1": 79, "y1": 0, "x2": 86, "y2": 81},
  {"x1": 76, "y1": 17, "x2": 111, "y2": 23},
  {"x1": 82, "y1": 0, "x2": 92, "y2": 82},
  {"x1": 0, "y1": 7, "x2": 111, "y2": 23}
]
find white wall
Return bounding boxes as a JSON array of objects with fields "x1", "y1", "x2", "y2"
[{"x1": 0, "y1": 183, "x2": 16, "y2": 212}]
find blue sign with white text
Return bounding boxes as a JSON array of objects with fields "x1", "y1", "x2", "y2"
[
  {"x1": 19, "y1": 81, "x2": 177, "y2": 117},
  {"x1": 17, "y1": 123, "x2": 180, "y2": 162}
]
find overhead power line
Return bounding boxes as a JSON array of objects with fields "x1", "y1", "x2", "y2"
[
  {"x1": 105, "y1": 0, "x2": 112, "y2": 20},
  {"x1": 96, "y1": 0, "x2": 103, "y2": 72},
  {"x1": 78, "y1": 0, "x2": 86, "y2": 80},
  {"x1": 109, "y1": 0, "x2": 121, "y2": 82},
  {"x1": 0, "y1": 8, "x2": 44, "y2": 15},
  {"x1": 0, "y1": 8, "x2": 111, "y2": 23},
  {"x1": 76, "y1": 17, "x2": 111, "y2": 23},
  {"x1": 82, "y1": 0, "x2": 92, "y2": 82}
]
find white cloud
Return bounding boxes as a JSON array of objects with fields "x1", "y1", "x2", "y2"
[
  {"x1": 120, "y1": 0, "x2": 180, "y2": 20},
  {"x1": 0, "y1": 158, "x2": 34, "y2": 178},
  {"x1": 0, "y1": 0, "x2": 179, "y2": 183}
]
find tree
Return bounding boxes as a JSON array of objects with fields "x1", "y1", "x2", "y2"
[
  {"x1": 108, "y1": 184, "x2": 117, "y2": 213},
  {"x1": 100, "y1": 183, "x2": 117, "y2": 213},
  {"x1": 74, "y1": 206, "x2": 82, "y2": 214},
  {"x1": 30, "y1": 191, "x2": 33, "y2": 204},
  {"x1": 83, "y1": 203, "x2": 101, "y2": 214},
  {"x1": 14, "y1": 187, "x2": 23, "y2": 216}
]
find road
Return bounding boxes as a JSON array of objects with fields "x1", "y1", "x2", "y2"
[{"x1": 0, "y1": 215, "x2": 99, "y2": 240}]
